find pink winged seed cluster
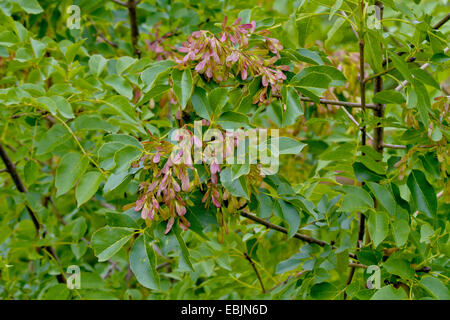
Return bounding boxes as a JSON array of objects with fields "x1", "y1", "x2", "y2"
[
  {"x1": 133, "y1": 127, "x2": 241, "y2": 234},
  {"x1": 176, "y1": 17, "x2": 289, "y2": 104}
]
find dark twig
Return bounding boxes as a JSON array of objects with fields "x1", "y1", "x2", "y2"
[
  {"x1": 111, "y1": 0, "x2": 127, "y2": 6},
  {"x1": 0, "y1": 142, "x2": 41, "y2": 232},
  {"x1": 89, "y1": 19, "x2": 119, "y2": 48},
  {"x1": 243, "y1": 252, "x2": 266, "y2": 293},
  {"x1": 127, "y1": 0, "x2": 141, "y2": 57},
  {"x1": 433, "y1": 13, "x2": 450, "y2": 29},
  {"x1": 299, "y1": 96, "x2": 377, "y2": 109},
  {"x1": 240, "y1": 211, "x2": 358, "y2": 260}
]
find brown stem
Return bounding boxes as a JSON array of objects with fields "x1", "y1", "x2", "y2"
[
  {"x1": 127, "y1": 0, "x2": 141, "y2": 58},
  {"x1": 111, "y1": 0, "x2": 127, "y2": 6},
  {"x1": 345, "y1": 0, "x2": 370, "y2": 299},
  {"x1": 240, "y1": 211, "x2": 358, "y2": 260},
  {"x1": 90, "y1": 19, "x2": 119, "y2": 48},
  {"x1": 433, "y1": 13, "x2": 450, "y2": 29},
  {"x1": 243, "y1": 252, "x2": 266, "y2": 293},
  {"x1": 240, "y1": 210, "x2": 328, "y2": 246},
  {"x1": 0, "y1": 142, "x2": 65, "y2": 283},
  {"x1": 0, "y1": 142, "x2": 41, "y2": 232},
  {"x1": 373, "y1": 2, "x2": 385, "y2": 155},
  {"x1": 299, "y1": 96, "x2": 377, "y2": 109}
]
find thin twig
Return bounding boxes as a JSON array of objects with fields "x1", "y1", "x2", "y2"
[
  {"x1": 433, "y1": 13, "x2": 450, "y2": 29},
  {"x1": 270, "y1": 270, "x2": 308, "y2": 292},
  {"x1": 339, "y1": 105, "x2": 374, "y2": 141},
  {"x1": 240, "y1": 210, "x2": 358, "y2": 260},
  {"x1": 395, "y1": 47, "x2": 449, "y2": 91},
  {"x1": 395, "y1": 13, "x2": 450, "y2": 91},
  {"x1": 127, "y1": 0, "x2": 141, "y2": 57},
  {"x1": 0, "y1": 142, "x2": 41, "y2": 232},
  {"x1": 243, "y1": 252, "x2": 266, "y2": 293},
  {"x1": 111, "y1": 0, "x2": 127, "y2": 6},
  {"x1": 299, "y1": 96, "x2": 377, "y2": 109},
  {"x1": 89, "y1": 19, "x2": 119, "y2": 48},
  {"x1": 345, "y1": 0, "x2": 369, "y2": 299},
  {"x1": 382, "y1": 143, "x2": 406, "y2": 149}
]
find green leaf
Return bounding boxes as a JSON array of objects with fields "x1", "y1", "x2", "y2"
[
  {"x1": 55, "y1": 152, "x2": 89, "y2": 197},
  {"x1": 30, "y1": 38, "x2": 46, "y2": 58},
  {"x1": 50, "y1": 95, "x2": 74, "y2": 119},
  {"x1": 406, "y1": 170, "x2": 437, "y2": 218},
  {"x1": 231, "y1": 163, "x2": 250, "y2": 181},
  {"x1": 383, "y1": 258, "x2": 414, "y2": 280},
  {"x1": 281, "y1": 86, "x2": 303, "y2": 127},
  {"x1": 13, "y1": 0, "x2": 43, "y2": 14},
  {"x1": 310, "y1": 282, "x2": 339, "y2": 299},
  {"x1": 72, "y1": 115, "x2": 118, "y2": 132},
  {"x1": 216, "y1": 111, "x2": 248, "y2": 129},
  {"x1": 412, "y1": 80, "x2": 430, "y2": 127},
  {"x1": 390, "y1": 54, "x2": 412, "y2": 83},
  {"x1": 75, "y1": 171, "x2": 103, "y2": 207},
  {"x1": 291, "y1": 71, "x2": 332, "y2": 89},
  {"x1": 172, "y1": 68, "x2": 193, "y2": 110},
  {"x1": 339, "y1": 186, "x2": 374, "y2": 213},
  {"x1": 114, "y1": 146, "x2": 142, "y2": 173},
  {"x1": 365, "y1": 30, "x2": 383, "y2": 73},
  {"x1": 371, "y1": 285, "x2": 408, "y2": 300},
  {"x1": 64, "y1": 40, "x2": 85, "y2": 63},
  {"x1": 278, "y1": 200, "x2": 300, "y2": 238},
  {"x1": 373, "y1": 90, "x2": 405, "y2": 104},
  {"x1": 104, "y1": 75, "x2": 133, "y2": 100},
  {"x1": 353, "y1": 162, "x2": 384, "y2": 183},
  {"x1": 291, "y1": 65, "x2": 346, "y2": 87},
  {"x1": 24, "y1": 160, "x2": 39, "y2": 185},
  {"x1": 43, "y1": 284, "x2": 70, "y2": 300},
  {"x1": 115, "y1": 56, "x2": 136, "y2": 74},
  {"x1": 368, "y1": 211, "x2": 389, "y2": 247},
  {"x1": 91, "y1": 226, "x2": 134, "y2": 262},
  {"x1": 411, "y1": 68, "x2": 440, "y2": 90},
  {"x1": 137, "y1": 85, "x2": 171, "y2": 107},
  {"x1": 106, "y1": 211, "x2": 139, "y2": 229},
  {"x1": 281, "y1": 48, "x2": 323, "y2": 65},
  {"x1": 392, "y1": 219, "x2": 410, "y2": 247},
  {"x1": 191, "y1": 87, "x2": 212, "y2": 120},
  {"x1": 220, "y1": 167, "x2": 250, "y2": 200},
  {"x1": 104, "y1": 95, "x2": 139, "y2": 125},
  {"x1": 366, "y1": 182, "x2": 396, "y2": 216},
  {"x1": 271, "y1": 137, "x2": 306, "y2": 155},
  {"x1": 208, "y1": 87, "x2": 228, "y2": 117},
  {"x1": 173, "y1": 223, "x2": 194, "y2": 271},
  {"x1": 129, "y1": 234, "x2": 160, "y2": 290},
  {"x1": 89, "y1": 54, "x2": 108, "y2": 76},
  {"x1": 420, "y1": 224, "x2": 434, "y2": 243},
  {"x1": 103, "y1": 171, "x2": 130, "y2": 194},
  {"x1": 141, "y1": 60, "x2": 175, "y2": 89},
  {"x1": 35, "y1": 96, "x2": 57, "y2": 115},
  {"x1": 420, "y1": 276, "x2": 450, "y2": 300},
  {"x1": 329, "y1": 0, "x2": 343, "y2": 20}
]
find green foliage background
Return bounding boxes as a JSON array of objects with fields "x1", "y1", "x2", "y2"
[{"x1": 0, "y1": 0, "x2": 449, "y2": 300}]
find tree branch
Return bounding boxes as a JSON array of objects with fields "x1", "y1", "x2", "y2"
[
  {"x1": 299, "y1": 96, "x2": 377, "y2": 109},
  {"x1": 111, "y1": 0, "x2": 127, "y2": 6},
  {"x1": 433, "y1": 13, "x2": 450, "y2": 29},
  {"x1": 382, "y1": 143, "x2": 406, "y2": 149},
  {"x1": 345, "y1": 0, "x2": 370, "y2": 299},
  {"x1": 0, "y1": 142, "x2": 65, "y2": 283},
  {"x1": 127, "y1": 0, "x2": 141, "y2": 57},
  {"x1": 243, "y1": 252, "x2": 266, "y2": 293},
  {"x1": 240, "y1": 210, "x2": 358, "y2": 260},
  {"x1": 394, "y1": 13, "x2": 449, "y2": 91},
  {"x1": 0, "y1": 142, "x2": 41, "y2": 232}
]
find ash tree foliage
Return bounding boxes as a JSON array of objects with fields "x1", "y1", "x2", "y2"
[{"x1": 0, "y1": 0, "x2": 449, "y2": 300}]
